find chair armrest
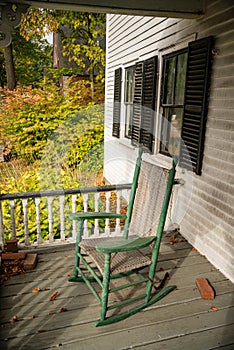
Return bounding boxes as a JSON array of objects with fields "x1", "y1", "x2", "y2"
[
  {"x1": 69, "y1": 212, "x2": 127, "y2": 220},
  {"x1": 96, "y1": 236, "x2": 155, "y2": 253}
]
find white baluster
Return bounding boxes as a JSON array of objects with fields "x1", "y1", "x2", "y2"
[
  {"x1": 105, "y1": 192, "x2": 111, "y2": 236},
  {"x1": 0, "y1": 201, "x2": 4, "y2": 249},
  {"x1": 83, "y1": 193, "x2": 89, "y2": 238},
  {"x1": 22, "y1": 199, "x2": 30, "y2": 246},
  {"x1": 47, "y1": 197, "x2": 54, "y2": 242},
  {"x1": 116, "y1": 190, "x2": 121, "y2": 235},
  {"x1": 71, "y1": 194, "x2": 77, "y2": 240},
  {"x1": 35, "y1": 198, "x2": 42, "y2": 244},
  {"x1": 9, "y1": 200, "x2": 16, "y2": 239},
  {"x1": 94, "y1": 192, "x2": 100, "y2": 237},
  {"x1": 59, "y1": 195, "x2": 65, "y2": 241}
]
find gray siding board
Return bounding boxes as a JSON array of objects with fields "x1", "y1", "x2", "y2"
[
  {"x1": 207, "y1": 117, "x2": 234, "y2": 131},
  {"x1": 105, "y1": 0, "x2": 234, "y2": 282},
  {"x1": 206, "y1": 138, "x2": 234, "y2": 154}
]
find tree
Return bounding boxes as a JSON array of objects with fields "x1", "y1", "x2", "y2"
[
  {"x1": 0, "y1": 8, "x2": 54, "y2": 89},
  {"x1": 20, "y1": 9, "x2": 106, "y2": 90},
  {"x1": 3, "y1": 44, "x2": 16, "y2": 90},
  {"x1": 12, "y1": 29, "x2": 52, "y2": 87},
  {"x1": 56, "y1": 11, "x2": 106, "y2": 81}
]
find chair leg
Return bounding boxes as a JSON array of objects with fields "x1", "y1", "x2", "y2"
[
  {"x1": 145, "y1": 238, "x2": 161, "y2": 302},
  {"x1": 68, "y1": 219, "x2": 84, "y2": 282},
  {"x1": 100, "y1": 253, "x2": 111, "y2": 321}
]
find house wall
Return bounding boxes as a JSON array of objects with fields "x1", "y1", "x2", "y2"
[{"x1": 104, "y1": 0, "x2": 234, "y2": 282}]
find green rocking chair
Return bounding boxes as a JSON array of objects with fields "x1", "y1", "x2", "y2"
[{"x1": 69, "y1": 147, "x2": 177, "y2": 326}]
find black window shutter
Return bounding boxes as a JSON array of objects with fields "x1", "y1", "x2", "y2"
[
  {"x1": 132, "y1": 62, "x2": 144, "y2": 146},
  {"x1": 180, "y1": 36, "x2": 214, "y2": 175},
  {"x1": 112, "y1": 67, "x2": 122, "y2": 138},
  {"x1": 141, "y1": 56, "x2": 157, "y2": 152},
  {"x1": 132, "y1": 57, "x2": 157, "y2": 151}
]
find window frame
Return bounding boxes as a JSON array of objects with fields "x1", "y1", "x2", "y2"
[
  {"x1": 160, "y1": 48, "x2": 188, "y2": 157},
  {"x1": 124, "y1": 65, "x2": 135, "y2": 139}
]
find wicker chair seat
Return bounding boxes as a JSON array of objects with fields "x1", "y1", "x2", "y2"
[{"x1": 80, "y1": 237, "x2": 152, "y2": 275}]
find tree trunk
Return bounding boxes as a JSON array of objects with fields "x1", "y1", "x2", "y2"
[{"x1": 4, "y1": 43, "x2": 16, "y2": 90}]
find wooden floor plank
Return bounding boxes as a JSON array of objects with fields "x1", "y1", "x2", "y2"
[
  {"x1": 1, "y1": 289, "x2": 233, "y2": 339},
  {"x1": 1, "y1": 305, "x2": 233, "y2": 349},
  {"x1": 0, "y1": 235, "x2": 233, "y2": 350},
  {"x1": 1, "y1": 278, "x2": 233, "y2": 327},
  {"x1": 130, "y1": 324, "x2": 234, "y2": 350}
]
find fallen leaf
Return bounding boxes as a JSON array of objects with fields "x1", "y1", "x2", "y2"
[
  {"x1": 28, "y1": 315, "x2": 35, "y2": 320},
  {"x1": 210, "y1": 306, "x2": 219, "y2": 311},
  {"x1": 50, "y1": 291, "x2": 59, "y2": 301},
  {"x1": 169, "y1": 235, "x2": 177, "y2": 245},
  {"x1": 59, "y1": 308, "x2": 67, "y2": 313},
  {"x1": 11, "y1": 315, "x2": 18, "y2": 323},
  {"x1": 191, "y1": 247, "x2": 197, "y2": 251},
  {"x1": 32, "y1": 288, "x2": 41, "y2": 293}
]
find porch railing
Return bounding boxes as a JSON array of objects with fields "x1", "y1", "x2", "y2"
[{"x1": 0, "y1": 184, "x2": 132, "y2": 249}]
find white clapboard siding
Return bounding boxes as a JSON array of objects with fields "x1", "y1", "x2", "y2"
[{"x1": 104, "y1": 0, "x2": 234, "y2": 282}]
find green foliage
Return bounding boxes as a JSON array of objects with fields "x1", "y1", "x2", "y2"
[
  {"x1": 12, "y1": 29, "x2": 53, "y2": 87},
  {"x1": 40, "y1": 104, "x2": 104, "y2": 190},
  {"x1": 56, "y1": 11, "x2": 106, "y2": 81},
  {"x1": 0, "y1": 80, "x2": 104, "y2": 161},
  {"x1": 20, "y1": 8, "x2": 59, "y2": 41},
  {"x1": 0, "y1": 28, "x2": 52, "y2": 88},
  {"x1": 0, "y1": 80, "x2": 105, "y2": 243},
  {"x1": 0, "y1": 167, "x2": 83, "y2": 243},
  {"x1": 20, "y1": 9, "x2": 106, "y2": 82}
]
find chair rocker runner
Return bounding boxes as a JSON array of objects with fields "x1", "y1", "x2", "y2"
[{"x1": 69, "y1": 147, "x2": 177, "y2": 326}]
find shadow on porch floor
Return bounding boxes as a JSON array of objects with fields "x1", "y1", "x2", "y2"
[{"x1": 0, "y1": 232, "x2": 233, "y2": 350}]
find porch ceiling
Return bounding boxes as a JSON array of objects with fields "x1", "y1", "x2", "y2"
[{"x1": 4, "y1": 0, "x2": 205, "y2": 18}]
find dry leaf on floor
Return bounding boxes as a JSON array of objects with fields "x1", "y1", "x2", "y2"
[
  {"x1": 32, "y1": 288, "x2": 41, "y2": 293},
  {"x1": 50, "y1": 291, "x2": 59, "y2": 301},
  {"x1": 210, "y1": 306, "x2": 219, "y2": 311},
  {"x1": 59, "y1": 308, "x2": 67, "y2": 313},
  {"x1": 169, "y1": 235, "x2": 177, "y2": 245},
  {"x1": 11, "y1": 315, "x2": 18, "y2": 323}
]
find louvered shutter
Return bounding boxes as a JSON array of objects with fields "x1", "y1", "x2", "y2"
[
  {"x1": 141, "y1": 56, "x2": 157, "y2": 152},
  {"x1": 132, "y1": 62, "x2": 144, "y2": 145},
  {"x1": 112, "y1": 68, "x2": 122, "y2": 138},
  {"x1": 132, "y1": 57, "x2": 157, "y2": 151},
  {"x1": 180, "y1": 36, "x2": 214, "y2": 175}
]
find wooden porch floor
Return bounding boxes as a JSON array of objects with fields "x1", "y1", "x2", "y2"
[{"x1": 1, "y1": 232, "x2": 234, "y2": 350}]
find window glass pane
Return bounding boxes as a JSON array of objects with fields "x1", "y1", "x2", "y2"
[
  {"x1": 125, "y1": 104, "x2": 133, "y2": 138},
  {"x1": 125, "y1": 66, "x2": 135, "y2": 138},
  {"x1": 175, "y1": 52, "x2": 188, "y2": 105},
  {"x1": 161, "y1": 107, "x2": 183, "y2": 156},
  {"x1": 125, "y1": 67, "x2": 135, "y2": 102},
  {"x1": 164, "y1": 57, "x2": 176, "y2": 104}
]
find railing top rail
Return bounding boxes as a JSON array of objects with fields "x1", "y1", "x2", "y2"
[{"x1": 0, "y1": 183, "x2": 132, "y2": 201}]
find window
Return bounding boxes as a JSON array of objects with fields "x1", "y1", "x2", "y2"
[
  {"x1": 160, "y1": 49, "x2": 188, "y2": 157},
  {"x1": 112, "y1": 56, "x2": 157, "y2": 152},
  {"x1": 160, "y1": 36, "x2": 214, "y2": 175},
  {"x1": 112, "y1": 36, "x2": 214, "y2": 174},
  {"x1": 124, "y1": 66, "x2": 135, "y2": 138}
]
